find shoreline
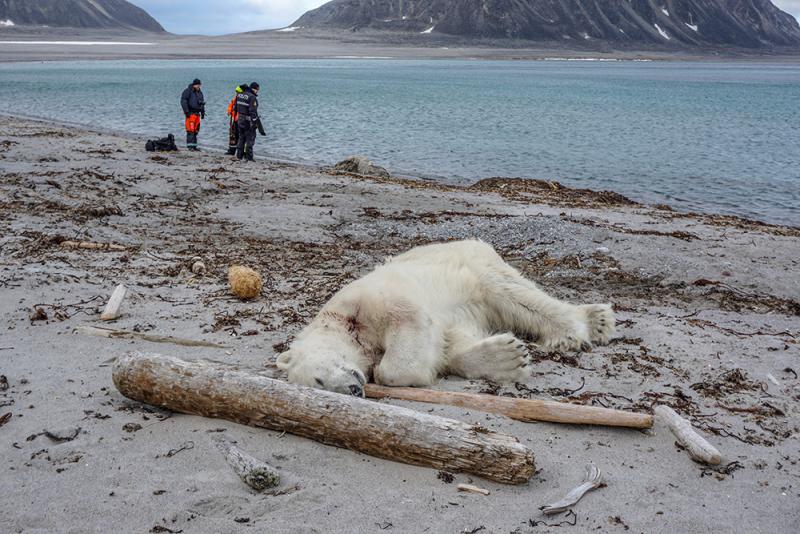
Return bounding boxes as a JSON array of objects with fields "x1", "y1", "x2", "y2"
[
  {"x1": 2, "y1": 111, "x2": 796, "y2": 234},
  {"x1": 1, "y1": 115, "x2": 798, "y2": 533}
]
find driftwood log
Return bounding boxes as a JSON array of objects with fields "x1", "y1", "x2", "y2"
[
  {"x1": 113, "y1": 353, "x2": 536, "y2": 484},
  {"x1": 60, "y1": 240, "x2": 126, "y2": 252},
  {"x1": 365, "y1": 385, "x2": 653, "y2": 429},
  {"x1": 76, "y1": 325, "x2": 228, "y2": 349},
  {"x1": 458, "y1": 483, "x2": 490, "y2": 496},
  {"x1": 542, "y1": 464, "x2": 603, "y2": 515},
  {"x1": 654, "y1": 405, "x2": 721, "y2": 465},
  {"x1": 100, "y1": 284, "x2": 128, "y2": 321},
  {"x1": 213, "y1": 435, "x2": 281, "y2": 491}
]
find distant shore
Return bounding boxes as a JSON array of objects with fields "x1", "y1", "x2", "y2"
[{"x1": 2, "y1": 27, "x2": 800, "y2": 63}]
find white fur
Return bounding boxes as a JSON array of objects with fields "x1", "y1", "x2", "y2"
[{"x1": 277, "y1": 240, "x2": 615, "y2": 394}]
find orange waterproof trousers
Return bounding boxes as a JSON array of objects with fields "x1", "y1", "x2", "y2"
[{"x1": 185, "y1": 114, "x2": 201, "y2": 134}]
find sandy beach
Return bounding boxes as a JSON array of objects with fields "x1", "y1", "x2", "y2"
[{"x1": 0, "y1": 114, "x2": 798, "y2": 533}]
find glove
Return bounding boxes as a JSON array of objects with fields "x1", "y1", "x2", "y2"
[
  {"x1": 256, "y1": 119, "x2": 266, "y2": 136},
  {"x1": 184, "y1": 112, "x2": 190, "y2": 118},
  {"x1": 201, "y1": 111, "x2": 206, "y2": 119}
]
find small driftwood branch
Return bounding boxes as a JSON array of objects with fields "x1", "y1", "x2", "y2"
[
  {"x1": 542, "y1": 464, "x2": 603, "y2": 515},
  {"x1": 213, "y1": 435, "x2": 280, "y2": 491},
  {"x1": 457, "y1": 483, "x2": 490, "y2": 496},
  {"x1": 365, "y1": 385, "x2": 653, "y2": 429},
  {"x1": 112, "y1": 353, "x2": 536, "y2": 485},
  {"x1": 100, "y1": 284, "x2": 128, "y2": 321},
  {"x1": 60, "y1": 240, "x2": 126, "y2": 252},
  {"x1": 654, "y1": 405, "x2": 721, "y2": 465},
  {"x1": 76, "y1": 325, "x2": 228, "y2": 349}
]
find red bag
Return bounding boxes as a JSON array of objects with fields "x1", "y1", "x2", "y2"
[{"x1": 185, "y1": 114, "x2": 201, "y2": 134}]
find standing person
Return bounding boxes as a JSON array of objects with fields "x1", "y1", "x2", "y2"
[
  {"x1": 235, "y1": 82, "x2": 265, "y2": 162},
  {"x1": 226, "y1": 84, "x2": 247, "y2": 155},
  {"x1": 180, "y1": 78, "x2": 205, "y2": 151}
]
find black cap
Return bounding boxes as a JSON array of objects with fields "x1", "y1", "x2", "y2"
[
  {"x1": 250, "y1": 82, "x2": 260, "y2": 90},
  {"x1": 192, "y1": 78, "x2": 202, "y2": 85}
]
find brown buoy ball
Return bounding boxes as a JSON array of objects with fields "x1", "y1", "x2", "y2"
[{"x1": 228, "y1": 265, "x2": 263, "y2": 300}]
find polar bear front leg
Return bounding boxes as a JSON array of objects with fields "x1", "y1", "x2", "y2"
[
  {"x1": 444, "y1": 328, "x2": 530, "y2": 383},
  {"x1": 488, "y1": 270, "x2": 615, "y2": 352},
  {"x1": 373, "y1": 312, "x2": 441, "y2": 387}
]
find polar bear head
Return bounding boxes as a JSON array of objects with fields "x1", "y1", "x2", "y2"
[{"x1": 277, "y1": 345, "x2": 368, "y2": 397}]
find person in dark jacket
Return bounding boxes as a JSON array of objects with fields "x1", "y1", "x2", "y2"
[
  {"x1": 180, "y1": 78, "x2": 205, "y2": 151},
  {"x1": 235, "y1": 81, "x2": 265, "y2": 162},
  {"x1": 226, "y1": 84, "x2": 248, "y2": 155}
]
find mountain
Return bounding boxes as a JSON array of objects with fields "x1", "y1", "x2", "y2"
[
  {"x1": 293, "y1": 0, "x2": 800, "y2": 49},
  {"x1": 0, "y1": 0, "x2": 164, "y2": 32}
]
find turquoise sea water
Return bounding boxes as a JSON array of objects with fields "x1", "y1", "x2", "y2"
[{"x1": 0, "y1": 59, "x2": 797, "y2": 225}]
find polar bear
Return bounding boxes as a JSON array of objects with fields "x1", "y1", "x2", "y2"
[{"x1": 277, "y1": 240, "x2": 614, "y2": 396}]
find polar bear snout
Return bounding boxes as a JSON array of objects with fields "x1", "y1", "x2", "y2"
[
  {"x1": 316, "y1": 366, "x2": 366, "y2": 397},
  {"x1": 344, "y1": 368, "x2": 367, "y2": 397},
  {"x1": 279, "y1": 346, "x2": 368, "y2": 397}
]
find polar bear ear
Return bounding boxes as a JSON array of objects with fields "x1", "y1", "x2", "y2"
[{"x1": 276, "y1": 350, "x2": 294, "y2": 370}]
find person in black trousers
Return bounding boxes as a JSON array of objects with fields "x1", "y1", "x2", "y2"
[{"x1": 235, "y1": 82, "x2": 265, "y2": 161}]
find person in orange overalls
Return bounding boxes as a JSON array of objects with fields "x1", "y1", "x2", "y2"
[
  {"x1": 180, "y1": 78, "x2": 205, "y2": 151},
  {"x1": 226, "y1": 84, "x2": 248, "y2": 155}
]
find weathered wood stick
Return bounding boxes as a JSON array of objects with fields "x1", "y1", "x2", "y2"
[
  {"x1": 457, "y1": 483, "x2": 490, "y2": 496},
  {"x1": 365, "y1": 385, "x2": 653, "y2": 429},
  {"x1": 654, "y1": 405, "x2": 721, "y2": 465},
  {"x1": 76, "y1": 325, "x2": 228, "y2": 349},
  {"x1": 113, "y1": 353, "x2": 536, "y2": 484},
  {"x1": 542, "y1": 463, "x2": 603, "y2": 515},
  {"x1": 213, "y1": 435, "x2": 281, "y2": 491},
  {"x1": 100, "y1": 284, "x2": 128, "y2": 321},
  {"x1": 60, "y1": 240, "x2": 127, "y2": 252}
]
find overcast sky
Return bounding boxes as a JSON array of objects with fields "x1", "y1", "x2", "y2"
[{"x1": 129, "y1": 0, "x2": 800, "y2": 36}]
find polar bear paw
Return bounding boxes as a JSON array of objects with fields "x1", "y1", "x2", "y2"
[
  {"x1": 578, "y1": 303, "x2": 616, "y2": 346},
  {"x1": 536, "y1": 317, "x2": 592, "y2": 352},
  {"x1": 536, "y1": 304, "x2": 615, "y2": 352},
  {"x1": 475, "y1": 333, "x2": 531, "y2": 382}
]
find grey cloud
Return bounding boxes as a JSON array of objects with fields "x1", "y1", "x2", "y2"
[{"x1": 129, "y1": 0, "x2": 328, "y2": 35}]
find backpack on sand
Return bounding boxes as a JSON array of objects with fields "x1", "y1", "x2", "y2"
[{"x1": 145, "y1": 134, "x2": 178, "y2": 152}]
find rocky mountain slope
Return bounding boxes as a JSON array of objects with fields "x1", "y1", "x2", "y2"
[
  {"x1": 293, "y1": 0, "x2": 800, "y2": 48},
  {"x1": 0, "y1": 0, "x2": 164, "y2": 32}
]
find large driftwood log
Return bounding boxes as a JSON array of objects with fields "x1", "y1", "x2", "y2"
[
  {"x1": 113, "y1": 353, "x2": 536, "y2": 485},
  {"x1": 365, "y1": 385, "x2": 653, "y2": 429}
]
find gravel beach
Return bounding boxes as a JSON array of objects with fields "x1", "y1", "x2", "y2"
[{"x1": 0, "y1": 114, "x2": 798, "y2": 533}]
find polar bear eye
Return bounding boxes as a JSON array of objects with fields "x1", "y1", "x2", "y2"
[{"x1": 314, "y1": 378, "x2": 325, "y2": 387}]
